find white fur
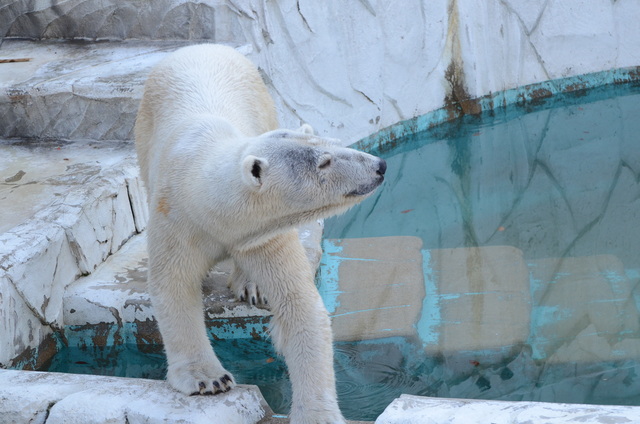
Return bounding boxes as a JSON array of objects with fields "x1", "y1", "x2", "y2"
[{"x1": 135, "y1": 44, "x2": 385, "y2": 424}]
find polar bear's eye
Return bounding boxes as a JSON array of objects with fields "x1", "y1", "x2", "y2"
[{"x1": 318, "y1": 154, "x2": 332, "y2": 170}]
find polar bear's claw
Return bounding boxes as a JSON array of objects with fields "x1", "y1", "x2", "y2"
[
  {"x1": 220, "y1": 374, "x2": 234, "y2": 391},
  {"x1": 230, "y1": 273, "x2": 268, "y2": 306},
  {"x1": 209, "y1": 374, "x2": 234, "y2": 394},
  {"x1": 191, "y1": 373, "x2": 235, "y2": 395},
  {"x1": 168, "y1": 357, "x2": 236, "y2": 396}
]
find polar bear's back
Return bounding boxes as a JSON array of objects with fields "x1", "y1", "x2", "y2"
[
  {"x1": 135, "y1": 44, "x2": 278, "y2": 184},
  {"x1": 144, "y1": 44, "x2": 276, "y2": 134}
]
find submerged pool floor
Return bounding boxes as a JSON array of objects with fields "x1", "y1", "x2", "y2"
[
  {"x1": 322, "y1": 82, "x2": 640, "y2": 416},
  {"x1": 46, "y1": 82, "x2": 640, "y2": 422}
]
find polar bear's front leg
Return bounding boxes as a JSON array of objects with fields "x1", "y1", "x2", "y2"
[
  {"x1": 234, "y1": 230, "x2": 346, "y2": 424},
  {"x1": 147, "y1": 226, "x2": 235, "y2": 396}
]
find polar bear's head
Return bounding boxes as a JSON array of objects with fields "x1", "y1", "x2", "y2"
[{"x1": 240, "y1": 124, "x2": 386, "y2": 221}]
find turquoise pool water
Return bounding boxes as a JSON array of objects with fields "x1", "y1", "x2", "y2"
[
  {"x1": 328, "y1": 83, "x2": 640, "y2": 262},
  {"x1": 322, "y1": 81, "x2": 640, "y2": 418},
  {"x1": 47, "y1": 81, "x2": 640, "y2": 421},
  {"x1": 47, "y1": 340, "x2": 293, "y2": 415}
]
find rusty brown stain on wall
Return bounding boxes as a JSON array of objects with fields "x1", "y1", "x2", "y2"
[
  {"x1": 133, "y1": 318, "x2": 163, "y2": 353},
  {"x1": 442, "y1": 0, "x2": 482, "y2": 120},
  {"x1": 9, "y1": 333, "x2": 61, "y2": 370}
]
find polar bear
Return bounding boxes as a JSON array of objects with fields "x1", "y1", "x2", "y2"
[{"x1": 135, "y1": 44, "x2": 386, "y2": 424}]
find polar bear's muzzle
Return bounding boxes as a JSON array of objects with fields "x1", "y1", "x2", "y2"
[{"x1": 346, "y1": 158, "x2": 387, "y2": 197}]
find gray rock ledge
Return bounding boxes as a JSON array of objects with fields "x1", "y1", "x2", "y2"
[{"x1": 0, "y1": 369, "x2": 271, "y2": 424}]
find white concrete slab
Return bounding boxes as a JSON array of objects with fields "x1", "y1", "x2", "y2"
[
  {"x1": 0, "y1": 369, "x2": 271, "y2": 424},
  {"x1": 0, "y1": 140, "x2": 147, "y2": 367},
  {"x1": 376, "y1": 394, "x2": 640, "y2": 424},
  {"x1": 0, "y1": 140, "x2": 133, "y2": 234},
  {"x1": 0, "y1": 39, "x2": 194, "y2": 140}
]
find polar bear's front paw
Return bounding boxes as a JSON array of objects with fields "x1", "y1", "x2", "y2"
[{"x1": 167, "y1": 360, "x2": 236, "y2": 396}]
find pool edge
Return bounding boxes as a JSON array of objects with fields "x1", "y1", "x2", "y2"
[{"x1": 353, "y1": 66, "x2": 640, "y2": 156}]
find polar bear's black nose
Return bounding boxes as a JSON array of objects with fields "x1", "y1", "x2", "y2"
[{"x1": 377, "y1": 159, "x2": 387, "y2": 176}]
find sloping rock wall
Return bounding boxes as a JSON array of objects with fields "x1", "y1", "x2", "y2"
[{"x1": 2, "y1": 0, "x2": 639, "y2": 144}]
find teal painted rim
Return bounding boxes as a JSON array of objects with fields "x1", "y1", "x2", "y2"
[{"x1": 353, "y1": 66, "x2": 640, "y2": 156}]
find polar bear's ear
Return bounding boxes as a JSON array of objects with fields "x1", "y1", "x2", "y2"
[
  {"x1": 298, "y1": 124, "x2": 314, "y2": 135},
  {"x1": 242, "y1": 155, "x2": 269, "y2": 189}
]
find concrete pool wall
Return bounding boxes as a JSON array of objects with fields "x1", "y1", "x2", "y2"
[
  {"x1": 1, "y1": 0, "x2": 640, "y2": 145},
  {"x1": 2, "y1": 1, "x2": 640, "y2": 422}
]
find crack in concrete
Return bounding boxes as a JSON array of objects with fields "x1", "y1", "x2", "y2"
[
  {"x1": 355, "y1": 89, "x2": 375, "y2": 106},
  {"x1": 125, "y1": 179, "x2": 143, "y2": 234},
  {"x1": 296, "y1": 0, "x2": 313, "y2": 33},
  {"x1": 226, "y1": 0, "x2": 256, "y2": 20},
  {"x1": 384, "y1": 95, "x2": 405, "y2": 121},
  {"x1": 43, "y1": 400, "x2": 56, "y2": 423},
  {"x1": 357, "y1": 0, "x2": 376, "y2": 17},
  {"x1": 84, "y1": 297, "x2": 124, "y2": 327},
  {"x1": 5, "y1": 272, "x2": 60, "y2": 332},
  {"x1": 498, "y1": 0, "x2": 552, "y2": 81},
  {"x1": 267, "y1": 2, "x2": 353, "y2": 108}
]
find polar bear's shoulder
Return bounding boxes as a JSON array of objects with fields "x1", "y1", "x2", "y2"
[{"x1": 135, "y1": 44, "x2": 278, "y2": 185}]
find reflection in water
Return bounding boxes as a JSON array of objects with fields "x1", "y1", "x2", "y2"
[{"x1": 320, "y1": 82, "x2": 640, "y2": 419}]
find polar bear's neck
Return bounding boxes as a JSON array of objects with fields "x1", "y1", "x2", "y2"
[{"x1": 233, "y1": 202, "x2": 351, "y2": 253}]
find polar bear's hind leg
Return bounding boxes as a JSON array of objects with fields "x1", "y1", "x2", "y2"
[{"x1": 228, "y1": 263, "x2": 268, "y2": 306}]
